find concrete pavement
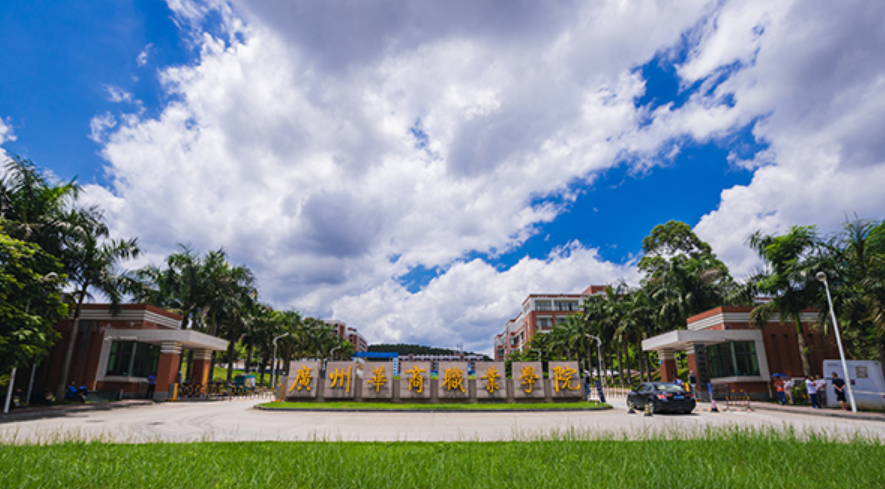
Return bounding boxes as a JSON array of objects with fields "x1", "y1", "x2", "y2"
[{"x1": 3, "y1": 397, "x2": 885, "y2": 444}]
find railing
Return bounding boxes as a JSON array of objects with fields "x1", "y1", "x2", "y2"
[{"x1": 170, "y1": 383, "x2": 275, "y2": 401}]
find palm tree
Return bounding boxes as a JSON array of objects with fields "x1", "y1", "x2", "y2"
[
  {"x1": 55, "y1": 210, "x2": 140, "y2": 397},
  {"x1": 0, "y1": 156, "x2": 80, "y2": 256},
  {"x1": 747, "y1": 226, "x2": 821, "y2": 377}
]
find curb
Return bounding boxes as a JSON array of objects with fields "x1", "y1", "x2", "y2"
[{"x1": 255, "y1": 404, "x2": 613, "y2": 414}]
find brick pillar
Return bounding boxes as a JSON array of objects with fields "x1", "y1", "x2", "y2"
[
  {"x1": 154, "y1": 341, "x2": 182, "y2": 401},
  {"x1": 191, "y1": 349, "x2": 213, "y2": 386},
  {"x1": 659, "y1": 349, "x2": 678, "y2": 382}
]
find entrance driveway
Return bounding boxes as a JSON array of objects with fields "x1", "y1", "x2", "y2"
[{"x1": 3, "y1": 398, "x2": 885, "y2": 443}]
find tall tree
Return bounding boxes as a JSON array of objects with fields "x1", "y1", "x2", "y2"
[
  {"x1": 747, "y1": 225, "x2": 821, "y2": 377},
  {"x1": 56, "y1": 210, "x2": 140, "y2": 397},
  {"x1": 0, "y1": 230, "x2": 67, "y2": 376}
]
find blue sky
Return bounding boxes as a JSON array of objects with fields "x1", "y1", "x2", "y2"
[{"x1": 2, "y1": 1, "x2": 884, "y2": 354}]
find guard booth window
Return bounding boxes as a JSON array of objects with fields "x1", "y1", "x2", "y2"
[
  {"x1": 106, "y1": 341, "x2": 160, "y2": 377},
  {"x1": 707, "y1": 341, "x2": 760, "y2": 378}
]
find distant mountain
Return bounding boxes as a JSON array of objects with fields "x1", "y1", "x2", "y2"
[{"x1": 368, "y1": 343, "x2": 491, "y2": 360}]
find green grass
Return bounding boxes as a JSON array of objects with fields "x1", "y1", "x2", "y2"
[
  {"x1": 1, "y1": 428, "x2": 882, "y2": 488},
  {"x1": 259, "y1": 400, "x2": 607, "y2": 411}
]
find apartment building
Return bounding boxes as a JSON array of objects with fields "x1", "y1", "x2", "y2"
[
  {"x1": 493, "y1": 285, "x2": 606, "y2": 361},
  {"x1": 325, "y1": 320, "x2": 369, "y2": 352}
]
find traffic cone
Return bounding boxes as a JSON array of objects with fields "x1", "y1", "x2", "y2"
[
  {"x1": 627, "y1": 402, "x2": 635, "y2": 414},
  {"x1": 644, "y1": 402, "x2": 653, "y2": 417}
]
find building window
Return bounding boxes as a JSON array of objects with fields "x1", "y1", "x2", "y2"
[
  {"x1": 555, "y1": 301, "x2": 577, "y2": 311},
  {"x1": 707, "y1": 341, "x2": 760, "y2": 378},
  {"x1": 535, "y1": 300, "x2": 552, "y2": 311},
  {"x1": 536, "y1": 317, "x2": 553, "y2": 330},
  {"x1": 106, "y1": 341, "x2": 160, "y2": 377}
]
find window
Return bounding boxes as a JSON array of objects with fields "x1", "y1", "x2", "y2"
[
  {"x1": 536, "y1": 317, "x2": 553, "y2": 330},
  {"x1": 106, "y1": 341, "x2": 160, "y2": 377},
  {"x1": 555, "y1": 301, "x2": 577, "y2": 311},
  {"x1": 707, "y1": 341, "x2": 760, "y2": 378},
  {"x1": 535, "y1": 300, "x2": 552, "y2": 311}
]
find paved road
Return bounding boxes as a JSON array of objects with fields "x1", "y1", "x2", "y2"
[{"x1": 2, "y1": 398, "x2": 884, "y2": 443}]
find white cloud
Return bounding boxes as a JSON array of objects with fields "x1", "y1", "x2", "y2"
[
  {"x1": 105, "y1": 85, "x2": 134, "y2": 103},
  {"x1": 0, "y1": 118, "x2": 15, "y2": 161},
  {"x1": 685, "y1": 0, "x2": 885, "y2": 277},
  {"x1": 137, "y1": 43, "x2": 153, "y2": 67},
  {"x1": 84, "y1": 0, "x2": 885, "y2": 352}
]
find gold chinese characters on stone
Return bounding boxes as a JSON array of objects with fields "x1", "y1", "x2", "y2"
[
  {"x1": 288, "y1": 365, "x2": 313, "y2": 393},
  {"x1": 552, "y1": 365, "x2": 580, "y2": 392},
  {"x1": 406, "y1": 366, "x2": 426, "y2": 393},
  {"x1": 368, "y1": 366, "x2": 387, "y2": 393},
  {"x1": 519, "y1": 366, "x2": 539, "y2": 394},
  {"x1": 442, "y1": 367, "x2": 466, "y2": 393},
  {"x1": 481, "y1": 366, "x2": 501, "y2": 393},
  {"x1": 329, "y1": 365, "x2": 352, "y2": 394}
]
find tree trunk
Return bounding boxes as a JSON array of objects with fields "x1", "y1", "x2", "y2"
[
  {"x1": 226, "y1": 341, "x2": 236, "y2": 383},
  {"x1": 258, "y1": 355, "x2": 268, "y2": 385},
  {"x1": 794, "y1": 316, "x2": 813, "y2": 377},
  {"x1": 620, "y1": 341, "x2": 628, "y2": 387},
  {"x1": 56, "y1": 290, "x2": 87, "y2": 399},
  {"x1": 245, "y1": 344, "x2": 253, "y2": 373}
]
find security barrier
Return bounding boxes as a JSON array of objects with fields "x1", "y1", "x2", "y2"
[{"x1": 724, "y1": 388, "x2": 753, "y2": 412}]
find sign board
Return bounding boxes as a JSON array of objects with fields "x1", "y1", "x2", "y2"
[
  {"x1": 285, "y1": 361, "x2": 320, "y2": 399},
  {"x1": 323, "y1": 361, "x2": 356, "y2": 399},
  {"x1": 437, "y1": 362, "x2": 470, "y2": 399},
  {"x1": 548, "y1": 361, "x2": 582, "y2": 398},
  {"x1": 399, "y1": 361, "x2": 432, "y2": 399},
  {"x1": 361, "y1": 361, "x2": 394, "y2": 399},
  {"x1": 475, "y1": 362, "x2": 507, "y2": 400},
  {"x1": 512, "y1": 361, "x2": 545, "y2": 399}
]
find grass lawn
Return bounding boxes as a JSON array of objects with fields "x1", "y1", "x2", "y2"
[
  {"x1": 258, "y1": 400, "x2": 608, "y2": 411},
  {"x1": 1, "y1": 428, "x2": 882, "y2": 488}
]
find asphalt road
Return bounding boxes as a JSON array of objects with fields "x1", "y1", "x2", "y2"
[{"x1": 3, "y1": 398, "x2": 884, "y2": 444}]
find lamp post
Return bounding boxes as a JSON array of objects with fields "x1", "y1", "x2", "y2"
[
  {"x1": 816, "y1": 272, "x2": 857, "y2": 413},
  {"x1": 585, "y1": 334, "x2": 602, "y2": 381},
  {"x1": 327, "y1": 346, "x2": 341, "y2": 373},
  {"x1": 5, "y1": 272, "x2": 59, "y2": 414},
  {"x1": 271, "y1": 332, "x2": 289, "y2": 388},
  {"x1": 531, "y1": 348, "x2": 542, "y2": 363}
]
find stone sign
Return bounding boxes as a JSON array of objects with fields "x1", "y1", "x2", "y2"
[
  {"x1": 285, "y1": 360, "x2": 320, "y2": 399},
  {"x1": 323, "y1": 361, "x2": 356, "y2": 399},
  {"x1": 475, "y1": 362, "x2": 507, "y2": 400},
  {"x1": 399, "y1": 361, "x2": 432, "y2": 400},
  {"x1": 361, "y1": 361, "x2": 394, "y2": 399},
  {"x1": 548, "y1": 361, "x2": 582, "y2": 398},
  {"x1": 437, "y1": 362, "x2": 470, "y2": 400},
  {"x1": 512, "y1": 361, "x2": 545, "y2": 399}
]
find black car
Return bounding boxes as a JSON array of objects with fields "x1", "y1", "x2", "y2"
[{"x1": 627, "y1": 382, "x2": 696, "y2": 414}]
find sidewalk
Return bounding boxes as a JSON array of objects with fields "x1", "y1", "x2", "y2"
[
  {"x1": 0, "y1": 399, "x2": 153, "y2": 424},
  {"x1": 708, "y1": 400, "x2": 885, "y2": 422}
]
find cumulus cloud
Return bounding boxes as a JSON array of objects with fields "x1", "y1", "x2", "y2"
[
  {"x1": 0, "y1": 118, "x2": 15, "y2": 161},
  {"x1": 84, "y1": 0, "x2": 885, "y2": 352}
]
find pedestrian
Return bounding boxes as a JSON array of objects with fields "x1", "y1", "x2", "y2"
[
  {"x1": 831, "y1": 372, "x2": 849, "y2": 411},
  {"x1": 146, "y1": 374, "x2": 156, "y2": 399},
  {"x1": 784, "y1": 377, "x2": 794, "y2": 405},
  {"x1": 805, "y1": 375, "x2": 820, "y2": 409},
  {"x1": 815, "y1": 375, "x2": 827, "y2": 408},
  {"x1": 774, "y1": 377, "x2": 786, "y2": 405}
]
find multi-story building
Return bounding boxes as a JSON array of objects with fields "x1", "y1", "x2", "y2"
[
  {"x1": 325, "y1": 320, "x2": 369, "y2": 352},
  {"x1": 493, "y1": 285, "x2": 606, "y2": 361}
]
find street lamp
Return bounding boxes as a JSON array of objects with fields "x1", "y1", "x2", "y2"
[
  {"x1": 585, "y1": 334, "x2": 602, "y2": 381},
  {"x1": 271, "y1": 332, "x2": 289, "y2": 388},
  {"x1": 327, "y1": 346, "x2": 341, "y2": 373},
  {"x1": 5, "y1": 272, "x2": 59, "y2": 414},
  {"x1": 531, "y1": 348, "x2": 542, "y2": 363},
  {"x1": 816, "y1": 271, "x2": 857, "y2": 413}
]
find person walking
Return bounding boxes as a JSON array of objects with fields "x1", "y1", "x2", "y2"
[
  {"x1": 784, "y1": 377, "x2": 794, "y2": 405},
  {"x1": 805, "y1": 376, "x2": 820, "y2": 409},
  {"x1": 832, "y1": 372, "x2": 849, "y2": 411}
]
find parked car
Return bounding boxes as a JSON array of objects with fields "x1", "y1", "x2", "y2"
[{"x1": 627, "y1": 382, "x2": 696, "y2": 414}]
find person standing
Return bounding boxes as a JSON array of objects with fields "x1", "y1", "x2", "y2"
[
  {"x1": 774, "y1": 377, "x2": 786, "y2": 405},
  {"x1": 805, "y1": 376, "x2": 820, "y2": 409},
  {"x1": 689, "y1": 370, "x2": 697, "y2": 396},
  {"x1": 784, "y1": 377, "x2": 794, "y2": 405},
  {"x1": 815, "y1": 375, "x2": 827, "y2": 408},
  {"x1": 146, "y1": 374, "x2": 156, "y2": 400},
  {"x1": 832, "y1": 372, "x2": 848, "y2": 411}
]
